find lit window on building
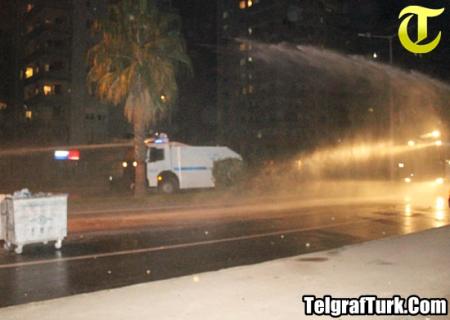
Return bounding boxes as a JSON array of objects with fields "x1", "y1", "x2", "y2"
[
  {"x1": 26, "y1": 3, "x2": 33, "y2": 13},
  {"x1": 249, "y1": 85, "x2": 254, "y2": 94},
  {"x1": 248, "y1": 27, "x2": 253, "y2": 35},
  {"x1": 43, "y1": 85, "x2": 53, "y2": 96},
  {"x1": 240, "y1": 43, "x2": 247, "y2": 51},
  {"x1": 240, "y1": 58, "x2": 246, "y2": 66},
  {"x1": 25, "y1": 67, "x2": 34, "y2": 79},
  {"x1": 239, "y1": 1, "x2": 246, "y2": 9},
  {"x1": 248, "y1": 56, "x2": 253, "y2": 62},
  {"x1": 247, "y1": 0, "x2": 253, "y2": 8},
  {"x1": 0, "y1": 102, "x2": 7, "y2": 110},
  {"x1": 242, "y1": 87, "x2": 247, "y2": 95},
  {"x1": 222, "y1": 11, "x2": 229, "y2": 19},
  {"x1": 44, "y1": 64, "x2": 50, "y2": 72},
  {"x1": 25, "y1": 110, "x2": 32, "y2": 120}
]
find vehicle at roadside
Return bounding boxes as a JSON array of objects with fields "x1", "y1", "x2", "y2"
[{"x1": 146, "y1": 134, "x2": 242, "y2": 194}]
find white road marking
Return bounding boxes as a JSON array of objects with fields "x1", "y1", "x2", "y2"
[{"x1": 0, "y1": 220, "x2": 368, "y2": 270}]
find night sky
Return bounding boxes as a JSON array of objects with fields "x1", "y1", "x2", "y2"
[
  {"x1": 346, "y1": 0, "x2": 450, "y2": 80},
  {"x1": 1, "y1": 0, "x2": 449, "y2": 101},
  {"x1": 0, "y1": 0, "x2": 449, "y2": 141}
]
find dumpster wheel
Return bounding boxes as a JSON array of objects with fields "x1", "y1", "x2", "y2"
[
  {"x1": 55, "y1": 240, "x2": 62, "y2": 250},
  {"x1": 14, "y1": 245, "x2": 23, "y2": 254}
]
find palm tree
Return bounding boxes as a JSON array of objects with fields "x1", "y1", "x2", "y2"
[{"x1": 87, "y1": 0, "x2": 192, "y2": 196}]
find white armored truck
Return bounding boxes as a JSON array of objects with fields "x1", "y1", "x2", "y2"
[{"x1": 145, "y1": 135, "x2": 242, "y2": 193}]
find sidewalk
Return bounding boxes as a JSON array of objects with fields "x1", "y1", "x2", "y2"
[{"x1": 1, "y1": 226, "x2": 448, "y2": 320}]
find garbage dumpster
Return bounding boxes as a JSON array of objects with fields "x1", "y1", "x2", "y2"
[
  {"x1": 0, "y1": 195, "x2": 6, "y2": 242},
  {"x1": 4, "y1": 191, "x2": 68, "y2": 254}
]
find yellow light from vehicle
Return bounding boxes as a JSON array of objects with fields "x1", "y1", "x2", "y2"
[
  {"x1": 435, "y1": 177, "x2": 444, "y2": 185},
  {"x1": 435, "y1": 197, "x2": 445, "y2": 211},
  {"x1": 407, "y1": 140, "x2": 416, "y2": 147},
  {"x1": 133, "y1": 161, "x2": 138, "y2": 167},
  {"x1": 122, "y1": 161, "x2": 128, "y2": 168},
  {"x1": 432, "y1": 130, "x2": 441, "y2": 138},
  {"x1": 157, "y1": 176, "x2": 163, "y2": 181},
  {"x1": 398, "y1": 162, "x2": 405, "y2": 168},
  {"x1": 435, "y1": 140, "x2": 443, "y2": 146},
  {"x1": 404, "y1": 177, "x2": 412, "y2": 183},
  {"x1": 405, "y1": 203, "x2": 412, "y2": 216}
]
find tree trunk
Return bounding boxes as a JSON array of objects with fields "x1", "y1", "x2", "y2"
[{"x1": 134, "y1": 118, "x2": 147, "y2": 197}]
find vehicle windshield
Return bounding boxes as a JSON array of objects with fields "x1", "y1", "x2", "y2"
[{"x1": 149, "y1": 147, "x2": 164, "y2": 162}]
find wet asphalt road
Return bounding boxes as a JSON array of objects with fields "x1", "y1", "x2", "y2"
[{"x1": 0, "y1": 200, "x2": 448, "y2": 308}]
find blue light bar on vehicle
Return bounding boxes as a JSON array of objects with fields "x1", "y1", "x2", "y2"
[
  {"x1": 54, "y1": 150, "x2": 80, "y2": 161},
  {"x1": 54, "y1": 150, "x2": 69, "y2": 160}
]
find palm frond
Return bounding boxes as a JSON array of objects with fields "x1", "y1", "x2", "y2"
[{"x1": 87, "y1": 0, "x2": 192, "y2": 127}]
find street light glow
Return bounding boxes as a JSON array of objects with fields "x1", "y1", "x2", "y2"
[
  {"x1": 435, "y1": 140, "x2": 442, "y2": 146},
  {"x1": 421, "y1": 130, "x2": 442, "y2": 139},
  {"x1": 432, "y1": 130, "x2": 441, "y2": 138},
  {"x1": 407, "y1": 140, "x2": 416, "y2": 147}
]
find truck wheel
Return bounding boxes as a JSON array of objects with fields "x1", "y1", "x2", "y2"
[{"x1": 159, "y1": 178, "x2": 178, "y2": 194}]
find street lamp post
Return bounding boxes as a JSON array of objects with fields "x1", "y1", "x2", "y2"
[
  {"x1": 358, "y1": 32, "x2": 397, "y2": 181},
  {"x1": 357, "y1": 33, "x2": 395, "y2": 64}
]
